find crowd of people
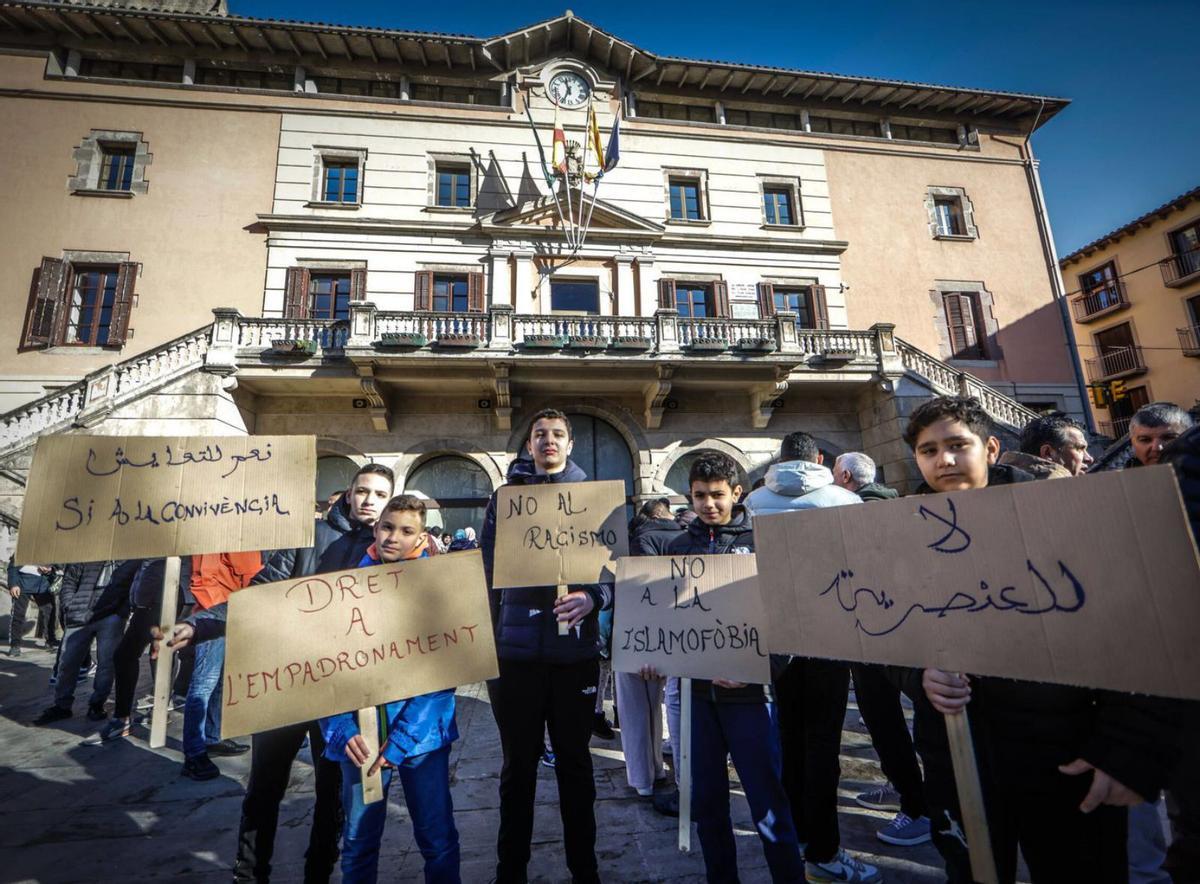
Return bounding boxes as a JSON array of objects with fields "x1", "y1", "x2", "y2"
[{"x1": 4, "y1": 397, "x2": 1198, "y2": 884}]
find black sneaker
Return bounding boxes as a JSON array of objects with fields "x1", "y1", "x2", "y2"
[
  {"x1": 86, "y1": 703, "x2": 107, "y2": 721},
  {"x1": 7, "y1": 645, "x2": 21, "y2": 658},
  {"x1": 653, "y1": 788, "x2": 680, "y2": 817},
  {"x1": 34, "y1": 705, "x2": 72, "y2": 725},
  {"x1": 181, "y1": 753, "x2": 220, "y2": 781},
  {"x1": 206, "y1": 739, "x2": 250, "y2": 757},
  {"x1": 591, "y1": 712, "x2": 616, "y2": 740}
]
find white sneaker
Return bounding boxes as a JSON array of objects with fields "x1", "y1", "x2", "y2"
[{"x1": 805, "y1": 849, "x2": 882, "y2": 883}]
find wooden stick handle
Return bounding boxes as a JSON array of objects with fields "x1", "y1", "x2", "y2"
[
  {"x1": 149, "y1": 556, "x2": 182, "y2": 750},
  {"x1": 945, "y1": 709, "x2": 999, "y2": 884},
  {"x1": 357, "y1": 707, "x2": 385, "y2": 805},
  {"x1": 678, "y1": 677, "x2": 692, "y2": 853},
  {"x1": 556, "y1": 583, "x2": 569, "y2": 636}
]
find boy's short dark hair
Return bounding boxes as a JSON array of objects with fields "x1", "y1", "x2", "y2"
[
  {"x1": 353, "y1": 462, "x2": 395, "y2": 488},
  {"x1": 779, "y1": 432, "x2": 820, "y2": 463},
  {"x1": 381, "y1": 494, "x2": 427, "y2": 525},
  {"x1": 526, "y1": 408, "x2": 573, "y2": 440},
  {"x1": 1019, "y1": 412, "x2": 1084, "y2": 456},
  {"x1": 903, "y1": 396, "x2": 993, "y2": 450},
  {"x1": 688, "y1": 452, "x2": 740, "y2": 488}
]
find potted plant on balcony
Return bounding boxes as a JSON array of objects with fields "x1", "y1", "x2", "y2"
[{"x1": 269, "y1": 339, "x2": 317, "y2": 356}]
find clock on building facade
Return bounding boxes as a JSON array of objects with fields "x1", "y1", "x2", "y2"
[{"x1": 547, "y1": 70, "x2": 590, "y2": 108}]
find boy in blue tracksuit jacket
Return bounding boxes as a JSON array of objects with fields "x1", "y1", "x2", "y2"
[{"x1": 319, "y1": 494, "x2": 460, "y2": 884}]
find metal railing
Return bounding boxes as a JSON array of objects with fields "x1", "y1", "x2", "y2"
[
  {"x1": 1160, "y1": 247, "x2": 1200, "y2": 286},
  {"x1": 1085, "y1": 346, "x2": 1147, "y2": 382},
  {"x1": 1179, "y1": 325, "x2": 1200, "y2": 356},
  {"x1": 1100, "y1": 417, "x2": 1132, "y2": 439},
  {"x1": 1070, "y1": 282, "x2": 1128, "y2": 321}
]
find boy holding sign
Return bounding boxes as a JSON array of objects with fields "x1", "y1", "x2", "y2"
[
  {"x1": 480, "y1": 409, "x2": 612, "y2": 884},
  {"x1": 907, "y1": 397, "x2": 1177, "y2": 883},
  {"x1": 661, "y1": 452, "x2": 807, "y2": 883},
  {"x1": 318, "y1": 494, "x2": 460, "y2": 884}
]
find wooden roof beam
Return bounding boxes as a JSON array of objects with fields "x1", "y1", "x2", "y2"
[
  {"x1": 42, "y1": 8, "x2": 86, "y2": 40},
  {"x1": 631, "y1": 63, "x2": 655, "y2": 82},
  {"x1": 16, "y1": 7, "x2": 47, "y2": 31},
  {"x1": 868, "y1": 85, "x2": 899, "y2": 105},
  {"x1": 841, "y1": 82, "x2": 865, "y2": 103},
  {"x1": 335, "y1": 32, "x2": 353, "y2": 60},
  {"x1": 227, "y1": 25, "x2": 250, "y2": 53},
  {"x1": 0, "y1": 9, "x2": 26, "y2": 33},
  {"x1": 678, "y1": 66, "x2": 690, "y2": 87},
  {"x1": 112, "y1": 18, "x2": 144, "y2": 45},
  {"x1": 655, "y1": 65, "x2": 667, "y2": 86},
  {"x1": 895, "y1": 88, "x2": 927, "y2": 110},
  {"x1": 624, "y1": 48, "x2": 633, "y2": 80},
  {"x1": 698, "y1": 67, "x2": 714, "y2": 90},
  {"x1": 279, "y1": 28, "x2": 302, "y2": 57},
  {"x1": 198, "y1": 22, "x2": 224, "y2": 51},
  {"x1": 780, "y1": 76, "x2": 802, "y2": 98},
  {"x1": 604, "y1": 36, "x2": 614, "y2": 68},
  {"x1": 522, "y1": 32, "x2": 529, "y2": 66},
  {"x1": 415, "y1": 39, "x2": 428, "y2": 67},
  {"x1": 760, "y1": 74, "x2": 779, "y2": 95},
  {"x1": 468, "y1": 46, "x2": 475, "y2": 70},
  {"x1": 801, "y1": 78, "x2": 825, "y2": 99},
  {"x1": 580, "y1": 23, "x2": 592, "y2": 56},
  {"x1": 740, "y1": 73, "x2": 760, "y2": 93},
  {"x1": 443, "y1": 42, "x2": 453, "y2": 69},
  {"x1": 364, "y1": 36, "x2": 379, "y2": 64},
  {"x1": 480, "y1": 44, "x2": 504, "y2": 71},
  {"x1": 503, "y1": 36, "x2": 511, "y2": 69},
  {"x1": 719, "y1": 69, "x2": 737, "y2": 92},
  {"x1": 142, "y1": 18, "x2": 173, "y2": 47}
]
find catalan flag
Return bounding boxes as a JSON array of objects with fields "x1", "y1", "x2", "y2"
[{"x1": 584, "y1": 100, "x2": 605, "y2": 180}]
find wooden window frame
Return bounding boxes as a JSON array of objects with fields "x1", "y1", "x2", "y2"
[
  {"x1": 659, "y1": 279, "x2": 730, "y2": 318},
  {"x1": 310, "y1": 148, "x2": 366, "y2": 208},
  {"x1": 926, "y1": 186, "x2": 979, "y2": 241},
  {"x1": 662, "y1": 168, "x2": 710, "y2": 225},
  {"x1": 284, "y1": 266, "x2": 366, "y2": 319},
  {"x1": 69, "y1": 130, "x2": 150, "y2": 197},
  {"x1": 757, "y1": 282, "x2": 828, "y2": 329},
  {"x1": 321, "y1": 159, "x2": 360, "y2": 204},
  {"x1": 21, "y1": 257, "x2": 137, "y2": 350},
  {"x1": 942, "y1": 291, "x2": 987, "y2": 360},
  {"x1": 414, "y1": 269, "x2": 485, "y2": 313}
]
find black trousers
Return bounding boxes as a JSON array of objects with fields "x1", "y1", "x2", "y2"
[
  {"x1": 914, "y1": 698, "x2": 1127, "y2": 883},
  {"x1": 774, "y1": 657, "x2": 850, "y2": 864},
  {"x1": 112, "y1": 604, "x2": 157, "y2": 719},
  {"x1": 487, "y1": 656, "x2": 600, "y2": 884},
  {"x1": 851, "y1": 662, "x2": 927, "y2": 819},
  {"x1": 233, "y1": 720, "x2": 343, "y2": 883},
  {"x1": 1167, "y1": 701, "x2": 1200, "y2": 882},
  {"x1": 8, "y1": 592, "x2": 56, "y2": 648}
]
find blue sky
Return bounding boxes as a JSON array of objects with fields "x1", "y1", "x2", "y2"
[{"x1": 238, "y1": 0, "x2": 1197, "y2": 256}]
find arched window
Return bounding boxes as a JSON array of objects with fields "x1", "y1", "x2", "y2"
[
  {"x1": 664, "y1": 450, "x2": 749, "y2": 503},
  {"x1": 566, "y1": 413, "x2": 636, "y2": 518},
  {"x1": 316, "y1": 455, "x2": 360, "y2": 510},
  {"x1": 406, "y1": 455, "x2": 493, "y2": 535}
]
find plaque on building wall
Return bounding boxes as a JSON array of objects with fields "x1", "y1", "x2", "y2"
[
  {"x1": 731, "y1": 302, "x2": 761, "y2": 320},
  {"x1": 728, "y1": 282, "x2": 758, "y2": 300}
]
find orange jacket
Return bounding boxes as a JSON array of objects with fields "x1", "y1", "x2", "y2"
[{"x1": 189, "y1": 551, "x2": 263, "y2": 610}]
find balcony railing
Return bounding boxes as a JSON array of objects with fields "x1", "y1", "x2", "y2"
[
  {"x1": 1179, "y1": 325, "x2": 1200, "y2": 357},
  {"x1": 1160, "y1": 248, "x2": 1200, "y2": 287},
  {"x1": 1100, "y1": 417, "x2": 1132, "y2": 439},
  {"x1": 1085, "y1": 346, "x2": 1147, "y2": 382},
  {"x1": 1070, "y1": 282, "x2": 1129, "y2": 322}
]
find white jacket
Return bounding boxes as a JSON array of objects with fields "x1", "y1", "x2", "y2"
[{"x1": 743, "y1": 460, "x2": 862, "y2": 516}]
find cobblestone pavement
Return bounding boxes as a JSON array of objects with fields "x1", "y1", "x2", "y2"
[{"x1": 0, "y1": 621, "x2": 948, "y2": 883}]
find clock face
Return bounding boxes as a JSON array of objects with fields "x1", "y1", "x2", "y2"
[{"x1": 548, "y1": 71, "x2": 590, "y2": 108}]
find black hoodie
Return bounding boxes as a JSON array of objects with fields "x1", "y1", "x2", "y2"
[
  {"x1": 480, "y1": 457, "x2": 613, "y2": 664},
  {"x1": 913, "y1": 461, "x2": 1179, "y2": 800}
]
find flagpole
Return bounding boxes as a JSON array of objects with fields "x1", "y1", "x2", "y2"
[{"x1": 530, "y1": 97, "x2": 572, "y2": 258}]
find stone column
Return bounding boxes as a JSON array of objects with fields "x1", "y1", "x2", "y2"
[
  {"x1": 204, "y1": 307, "x2": 243, "y2": 375},
  {"x1": 614, "y1": 255, "x2": 636, "y2": 316},
  {"x1": 634, "y1": 255, "x2": 656, "y2": 317},
  {"x1": 347, "y1": 300, "x2": 377, "y2": 349},
  {"x1": 489, "y1": 249, "x2": 512, "y2": 308}
]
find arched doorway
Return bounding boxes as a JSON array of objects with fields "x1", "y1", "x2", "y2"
[
  {"x1": 406, "y1": 455, "x2": 493, "y2": 535},
  {"x1": 316, "y1": 455, "x2": 360, "y2": 511},
  {"x1": 664, "y1": 450, "x2": 750, "y2": 505}
]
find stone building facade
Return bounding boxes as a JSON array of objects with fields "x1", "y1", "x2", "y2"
[{"x1": 0, "y1": 4, "x2": 1086, "y2": 550}]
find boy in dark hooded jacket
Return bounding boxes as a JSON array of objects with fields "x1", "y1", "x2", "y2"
[
  {"x1": 908, "y1": 396, "x2": 1179, "y2": 883},
  {"x1": 480, "y1": 409, "x2": 612, "y2": 884}
]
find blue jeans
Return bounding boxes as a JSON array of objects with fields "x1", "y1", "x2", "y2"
[
  {"x1": 692, "y1": 696, "x2": 805, "y2": 883},
  {"x1": 339, "y1": 745, "x2": 460, "y2": 884},
  {"x1": 1128, "y1": 800, "x2": 1170, "y2": 884},
  {"x1": 183, "y1": 636, "x2": 225, "y2": 758},
  {"x1": 54, "y1": 614, "x2": 123, "y2": 709}
]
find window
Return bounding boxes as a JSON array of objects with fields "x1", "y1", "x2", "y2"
[
  {"x1": 676, "y1": 284, "x2": 711, "y2": 317},
  {"x1": 550, "y1": 280, "x2": 600, "y2": 314},
  {"x1": 1079, "y1": 262, "x2": 1123, "y2": 311},
  {"x1": 436, "y1": 163, "x2": 471, "y2": 208},
  {"x1": 79, "y1": 58, "x2": 183, "y2": 83},
  {"x1": 405, "y1": 455, "x2": 494, "y2": 535},
  {"x1": 322, "y1": 160, "x2": 359, "y2": 203},
  {"x1": 1189, "y1": 294, "x2": 1200, "y2": 327},
  {"x1": 99, "y1": 144, "x2": 136, "y2": 192},
  {"x1": 669, "y1": 177, "x2": 703, "y2": 221},
  {"x1": 21, "y1": 257, "x2": 137, "y2": 350},
  {"x1": 1108, "y1": 386, "x2": 1149, "y2": 432},
  {"x1": 1171, "y1": 221, "x2": 1200, "y2": 278},
  {"x1": 414, "y1": 270, "x2": 484, "y2": 312},
  {"x1": 284, "y1": 267, "x2": 366, "y2": 318},
  {"x1": 196, "y1": 64, "x2": 292, "y2": 90},
  {"x1": 890, "y1": 123, "x2": 959, "y2": 144},
  {"x1": 942, "y1": 291, "x2": 986, "y2": 359},
  {"x1": 312, "y1": 150, "x2": 366, "y2": 206},
  {"x1": 926, "y1": 186, "x2": 979, "y2": 240},
  {"x1": 69, "y1": 131, "x2": 150, "y2": 196},
  {"x1": 809, "y1": 116, "x2": 880, "y2": 137},
  {"x1": 1091, "y1": 323, "x2": 1144, "y2": 379},
  {"x1": 658, "y1": 280, "x2": 729, "y2": 317},
  {"x1": 763, "y1": 187, "x2": 795, "y2": 226},
  {"x1": 725, "y1": 108, "x2": 804, "y2": 130},
  {"x1": 308, "y1": 273, "x2": 352, "y2": 320},
  {"x1": 758, "y1": 283, "x2": 828, "y2": 329},
  {"x1": 433, "y1": 275, "x2": 470, "y2": 312},
  {"x1": 933, "y1": 198, "x2": 965, "y2": 236},
  {"x1": 636, "y1": 100, "x2": 713, "y2": 122},
  {"x1": 409, "y1": 83, "x2": 504, "y2": 105}
]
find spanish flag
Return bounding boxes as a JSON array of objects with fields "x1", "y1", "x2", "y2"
[{"x1": 551, "y1": 107, "x2": 567, "y2": 176}]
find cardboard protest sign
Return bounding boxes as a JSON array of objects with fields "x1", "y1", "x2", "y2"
[
  {"x1": 612, "y1": 554, "x2": 770, "y2": 684},
  {"x1": 15, "y1": 435, "x2": 314, "y2": 565},
  {"x1": 753, "y1": 465, "x2": 1200, "y2": 700},
  {"x1": 491, "y1": 479, "x2": 628, "y2": 587},
  {"x1": 221, "y1": 549, "x2": 498, "y2": 737}
]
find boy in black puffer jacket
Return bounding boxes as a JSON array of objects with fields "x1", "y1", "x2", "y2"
[
  {"x1": 660, "y1": 452, "x2": 806, "y2": 883},
  {"x1": 909, "y1": 396, "x2": 1179, "y2": 883},
  {"x1": 480, "y1": 409, "x2": 612, "y2": 884}
]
